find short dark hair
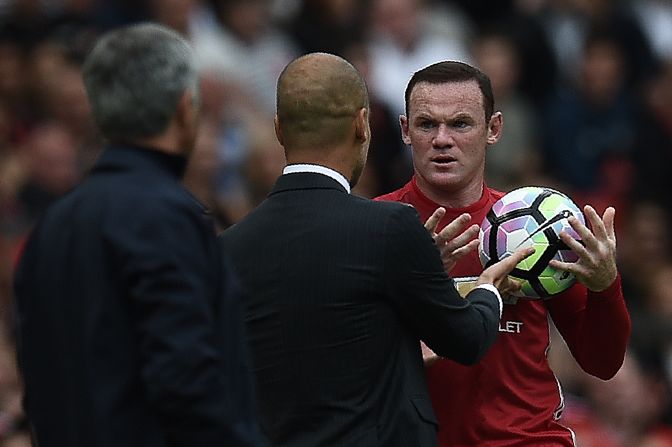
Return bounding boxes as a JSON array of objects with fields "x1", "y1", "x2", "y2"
[{"x1": 404, "y1": 61, "x2": 494, "y2": 120}]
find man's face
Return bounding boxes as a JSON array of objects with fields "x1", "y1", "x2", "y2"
[{"x1": 401, "y1": 80, "x2": 501, "y2": 199}]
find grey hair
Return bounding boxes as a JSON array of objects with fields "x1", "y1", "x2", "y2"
[{"x1": 82, "y1": 23, "x2": 199, "y2": 141}]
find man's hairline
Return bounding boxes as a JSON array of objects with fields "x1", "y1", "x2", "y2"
[{"x1": 405, "y1": 79, "x2": 488, "y2": 119}]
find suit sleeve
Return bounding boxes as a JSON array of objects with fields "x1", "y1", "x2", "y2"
[
  {"x1": 105, "y1": 199, "x2": 264, "y2": 447},
  {"x1": 382, "y1": 204, "x2": 501, "y2": 365},
  {"x1": 547, "y1": 275, "x2": 631, "y2": 379}
]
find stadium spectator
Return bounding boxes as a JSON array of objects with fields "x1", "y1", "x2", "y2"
[
  {"x1": 191, "y1": 0, "x2": 298, "y2": 115},
  {"x1": 344, "y1": 39, "x2": 411, "y2": 197},
  {"x1": 540, "y1": 0, "x2": 657, "y2": 89},
  {"x1": 240, "y1": 119, "x2": 285, "y2": 207},
  {"x1": 619, "y1": 202, "x2": 672, "y2": 298},
  {"x1": 14, "y1": 122, "x2": 80, "y2": 225},
  {"x1": 148, "y1": 0, "x2": 199, "y2": 36},
  {"x1": 287, "y1": 0, "x2": 366, "y2": 56},
  {"x1": 631, "y1": 0, "x2": 672, "y2": 62},
  {"x1": 632, "y1": 59, "x2": 672, "y2": 214},
  {"x1": 470, "y1": 27, "x2": 541, "y2": 192},
  {"x1": 366, "y1": 0, "x2": 472, "y2": 115},
  {"x1": 541, "y1": 29, "x2": 638, "y2": 209},
  {"x1": 562, "y1": 350, "x2": 672, "y2": 447}
]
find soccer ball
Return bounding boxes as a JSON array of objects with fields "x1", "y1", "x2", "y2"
[{"x1": 478, "y1": 186, "x2": 585, "y2": 299}]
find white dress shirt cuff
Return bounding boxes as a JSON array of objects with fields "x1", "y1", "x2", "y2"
[{"x1": 474, "y1": 284, "x2": 503, "y2": 318}]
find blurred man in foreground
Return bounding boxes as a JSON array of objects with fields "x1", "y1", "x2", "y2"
[{"x1": 13, "y1": 23, "x2": 264, "y2": 447}]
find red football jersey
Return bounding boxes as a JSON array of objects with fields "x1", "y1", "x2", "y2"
[{"x1": 375, "y1": 178, "x2": 631, "y2": 447}]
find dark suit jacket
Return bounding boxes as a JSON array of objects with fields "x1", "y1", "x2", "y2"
[
  {"x1": 13, "y1": 145, "x2": 265, "y2": 447},
  {"x1": 219, "y1": 172, "x2": 501, "y2": 447}
]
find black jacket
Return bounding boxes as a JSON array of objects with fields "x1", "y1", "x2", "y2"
[
  {"x1": 219, "y1": 172, "x2": 500, "y2": 447},
  {"x1": 14, "y1": 145, "x2": 265, "y2": 447}
]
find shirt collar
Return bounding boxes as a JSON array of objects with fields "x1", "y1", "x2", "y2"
[
  {"x1": 411, "y1": 176, "x2": 489, "y2": 215},
  {"x1": 283, "y1": 164, "x2": 351, "y2": 194}
]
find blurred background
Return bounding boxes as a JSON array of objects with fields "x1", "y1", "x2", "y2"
[{"x1": 0, "y1": 0, "x2": 671, "y2": 445}]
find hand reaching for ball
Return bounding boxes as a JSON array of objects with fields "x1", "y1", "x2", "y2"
[
  {"x1": 477, "y1": 245, "x2": 536, "y2": 296},
  {"x1": 424, "y1": 208, "x2": 480, "y2": 273}
]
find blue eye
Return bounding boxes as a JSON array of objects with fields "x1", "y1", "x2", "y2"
[{"x1": 418, "y1": 120, "x2": 435, "y2": 129}]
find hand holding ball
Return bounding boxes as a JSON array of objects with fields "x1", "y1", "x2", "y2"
[{"x1": 478, "y1": 187, "x2": 585, "y2": 298}]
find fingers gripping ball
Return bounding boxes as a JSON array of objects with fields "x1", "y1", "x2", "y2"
[{"x1": 478, "y1": 186, "x2": 585, "y2": 298}]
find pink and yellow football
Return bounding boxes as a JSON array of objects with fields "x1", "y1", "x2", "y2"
[{"x1": 478, "y1": 186, "x2": 585, "y2": 299}]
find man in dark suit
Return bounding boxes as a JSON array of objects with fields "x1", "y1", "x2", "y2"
[
  {"x1": 13, "y1": 23, "x2": 264, "y2": 447},
  {"x1": 219, "y1": 53, "x2": 533, "y2": 446}
]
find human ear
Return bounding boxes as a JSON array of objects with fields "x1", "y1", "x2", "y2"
[
  {"x1": 274, "y1": 114, "x2": 284, "y2": 146},
  {"x1": 487, "y1": 111, "x2": 503, "y2": 145},
  {"x1": 355, "y1": 108, "x2": 369, "y2": 143},
  {"x1": 400, "y1": 115, "x2": 411, "y2": 145},
  {"x1": 175, "y1": 89, "x2": 199, "y2": 150},
  {"x1": 175, "y1": 90, "x2": 193, "y2": 128}
]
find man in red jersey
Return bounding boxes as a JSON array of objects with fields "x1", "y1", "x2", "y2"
[{"x1": 375, "y1": 61, "x2": 631, "y2": 447}]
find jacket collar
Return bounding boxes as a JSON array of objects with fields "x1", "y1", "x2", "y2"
[
  {"x1": 91, "y1": 144, "x2": 188, "y2": 179},
  {"x1": 270, "y1": 172, "x2": 349, "y2": 196}
]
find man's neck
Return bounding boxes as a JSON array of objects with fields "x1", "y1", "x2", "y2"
[
  {"x1": 127, "y1": 130, "x2": 184, "y2": 156},
  {"x1": 414, "y1": 176, "x2": 485, "y2": 209}
]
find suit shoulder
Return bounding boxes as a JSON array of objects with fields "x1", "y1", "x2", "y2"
[
  {"x1": 72, "y1": 173, "x2": 207, "y2": 239},
  {"x1": 99, "y1": 170, "x2": 202, "y2": 215},
  {"x1": 354, "y1": 197, "x2": 425, "y2": 240}
]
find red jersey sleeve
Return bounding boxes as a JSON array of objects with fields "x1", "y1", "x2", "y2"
[{"x1": 546, "y1": 275, "x2": 631, "y2": 379}]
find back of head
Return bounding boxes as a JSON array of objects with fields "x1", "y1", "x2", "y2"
[
  {"x1": 82, "y1": 23, "x2": 198, "y2": 142},
  {"x1": 276, "y1": 52, "x2": 368, "y2": 151},
  {"x1": 405, "y1": 61, "x2": 494, "y2": 120}
]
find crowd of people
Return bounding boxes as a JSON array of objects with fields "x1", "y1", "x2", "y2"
[{"x1": 1, "y1": 0, "x2": 671, "y2": 445}]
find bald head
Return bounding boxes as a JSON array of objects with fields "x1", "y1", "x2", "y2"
[{"x1": 276, "y1": 53, "x2": 369, "y2": 150}]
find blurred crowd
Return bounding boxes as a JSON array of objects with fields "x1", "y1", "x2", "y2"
[{"x1": 0, "y1": 0, "x2": 671, "y2": 445}]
